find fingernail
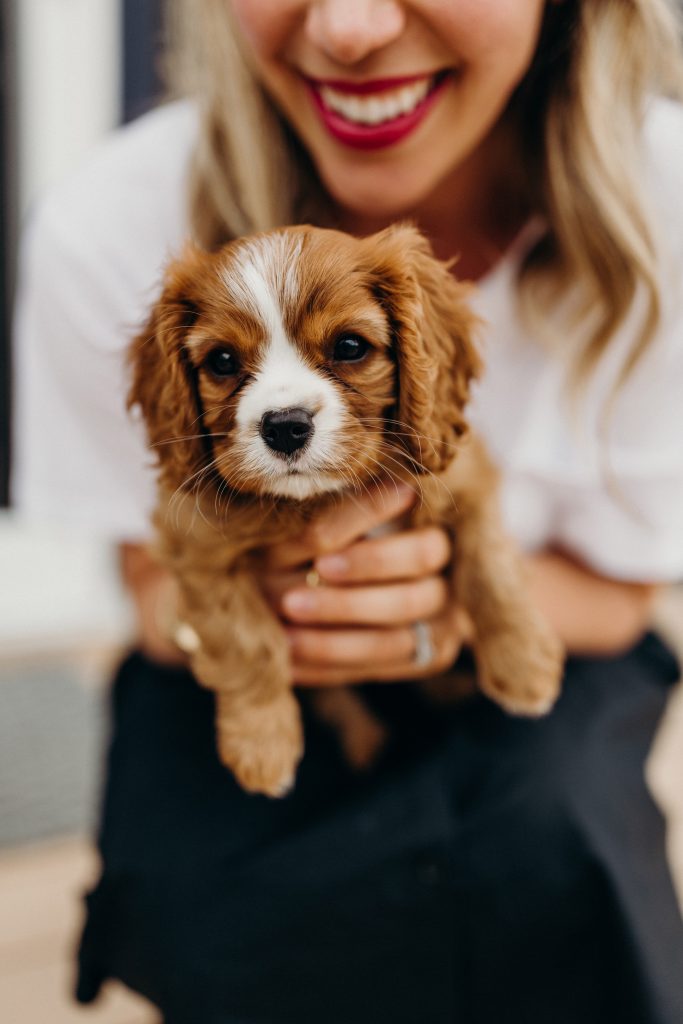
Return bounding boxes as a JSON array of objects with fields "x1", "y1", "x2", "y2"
[
  {"x1": 316, "y1": 554, "x2": 349, "y2": 578},
  {"x1": 282, "y1": 591, "x2": 316, "y2": 617}
]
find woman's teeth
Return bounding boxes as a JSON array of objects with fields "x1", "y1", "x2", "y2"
[{"x1": 318, "y1": 77, "x2": 434, "y2": 126}]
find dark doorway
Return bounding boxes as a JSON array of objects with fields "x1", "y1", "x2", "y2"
[{"x1": 122, "y1": 0, "x2": 164, "y2": 123}]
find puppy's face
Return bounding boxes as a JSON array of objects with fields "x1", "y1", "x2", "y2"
[
  {"x1": 184, "y1": 230, "x2": 397, "y2": 500},
  {"x1": 129, "y1": 225, "x2": 480, "y2": 501}
]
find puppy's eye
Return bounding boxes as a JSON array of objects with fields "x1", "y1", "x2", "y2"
[
  {"x1": 333, "y1": 335, "x2": 369, "y2": 363},
  {"x1": 205, "y1": 348, "x2": 239, "y2": 377}
]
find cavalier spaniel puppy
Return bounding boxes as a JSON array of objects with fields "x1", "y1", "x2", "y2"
[{"x1": 129, "y1": 224, "x2": 563, "y2": 797}]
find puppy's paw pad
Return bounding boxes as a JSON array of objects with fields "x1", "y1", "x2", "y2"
[
  {"x1": 478, "y1": 659, "x2": 562, "y2": 716},
  {"x1": 217, "y1": 695, "x2": 303, "y2": 798},
  {"x1": 227, "y1": 743, "x2": 301, "y2": 798},
  {"x1": 488, "y1": 686, "x2": 559, "y2": 718},
  {"x1": 273, "y1": 778, "x2": 296, "y2": 798},
  {"x1": 476, "y1": 621, "x2": 564, "y2": 719}
]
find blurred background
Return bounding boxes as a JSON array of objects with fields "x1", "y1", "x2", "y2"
[
  {"x1": 1, "y1": 2, "x2": 162, "y2": 1020},
  {"x1": 0, "y1": 3, "x2": 682, "y2": 1023}
]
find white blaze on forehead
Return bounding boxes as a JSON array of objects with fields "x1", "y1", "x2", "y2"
[
  {"x1": 222, "y1": 233, "x2": 347, "y2": 497},
  {"x1": 223, "y1": 233, "x2": 344, "y2": 432},
  {"x1": 222, "y1": 232, "x2": 302, "y2": 333}
]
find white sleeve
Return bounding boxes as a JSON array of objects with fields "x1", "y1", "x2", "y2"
[
  {"x1": 550, "y1": 293, "x2": 683, "y2": 584},
  {"x1": 12, "y1": 200, "x2": 157, "y2": 541}
]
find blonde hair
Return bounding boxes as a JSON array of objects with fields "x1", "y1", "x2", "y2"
[
  {"x1": 165, "y1": 3, "x2": 324, "y2": 242},
  {"x1": 165, "y1": 0, "x2": 683, "y2": 388}
]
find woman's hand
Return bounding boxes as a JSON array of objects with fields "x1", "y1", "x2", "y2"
[
  {"x1": 119, "y1": 542, "x2": 188, "y2": 666},
  {"x1": 260, "y1": 480, "x2": 468, "y2": 686}
]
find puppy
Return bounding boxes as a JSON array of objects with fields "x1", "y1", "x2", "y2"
[{"x1": 129, "y1": 224, "x2": 564, "y2": 797}]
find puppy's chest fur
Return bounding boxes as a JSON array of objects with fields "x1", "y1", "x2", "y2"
[{"x1": 155, "y1": 459, "x2": 466, "y2": 577}]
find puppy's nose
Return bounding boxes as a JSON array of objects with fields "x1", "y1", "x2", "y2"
[{"x1": 260, "y1": 408, "x2": 314, "y2": 455}]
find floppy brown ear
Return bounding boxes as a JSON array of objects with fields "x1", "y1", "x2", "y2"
[
  {"x1": 127, "y1": 246, "x2": 212, "y2": 494},
  {"x1": 361, "y1": 224, "x2": 482, "y2": 473}
]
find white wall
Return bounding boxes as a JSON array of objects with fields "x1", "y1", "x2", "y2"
[
  {"x1": 0, "y1": 511, "x2": 134, "y2": 659},
  {"x1": 5, "y1": 0, "x2": 130, "y2": 660},
  {"x1": 17, "y1": 0, "x2": 121, "y2": 214}
]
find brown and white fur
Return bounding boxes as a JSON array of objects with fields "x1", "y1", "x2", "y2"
[{"x1": 129, "y1": 224, "x2": 564, "y2": 797}]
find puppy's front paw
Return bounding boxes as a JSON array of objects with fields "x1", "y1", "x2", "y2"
[
  {"x1": 476, "y1": 619, "x2": 564, "y2": 718},
  {"x1": 216, "y1": 693, "x2": 304, "y2": 798}
]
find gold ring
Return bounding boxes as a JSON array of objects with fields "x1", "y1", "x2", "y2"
[{"x1": 305, "y1": 568, "x2": 321, "y2": 588}]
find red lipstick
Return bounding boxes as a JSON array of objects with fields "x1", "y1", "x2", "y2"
[
  {"x1": 307, "y1": 72, "x2": 437, "y2": 95},
  {"x1": 304, "y1": 71, "x2": 452, "y2": 152}
]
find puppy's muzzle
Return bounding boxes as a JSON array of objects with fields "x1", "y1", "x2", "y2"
[{"x1": 260, "y1": 408, "x2": 314, "y2": 456}]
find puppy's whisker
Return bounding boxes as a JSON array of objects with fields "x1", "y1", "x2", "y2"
[
  {"x1": 347, "y1": 464, "x2": 369, "y2": 499},
  {"x1": 357, "y1": 441, "x2": 414, "y2": 487},
  {"x1": 372, "y1": 419, "x2": 437, "y2": 465},
  {"x1": 376, "y1": 422, "x2": 439, "y2": 475},
  {"x1": 360, "y1": 415, "x2": 467, "y2": 457},
  {"x1": 377, "y1": 440, "x2": 458, "y2": 513},
  {"x1": 151, "y1": 432, "x2": 231, "y2": 448},
  {"x1": 166, "y1": 461, "x2": 215, "y2": 524},
  {"x1": 361, "y1": 440, "x2": 430, "y2": 505},
  {"x1": 168, "y1": 450, "x2": 238, "y2": 533},
  {"x1": 202, "y1": 453, "x2": 255, "y2": 533},
  {"x1": 339, "y1": 454, "x2": 375, "y2": 501},
  {"x1": 343, "y1": 448, "x2": 406, "y2": 506}
]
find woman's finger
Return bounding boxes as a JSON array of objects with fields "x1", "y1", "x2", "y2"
[
  {"x1": 260, "y1": 525, "x2": 450, "y2": 611},
  {"x1": 262, "y1": 478, "x2": 416, "y2": 570},
  {"x1": 259, "y1": 569, "x2": 309, "y2": 609},
  {"x1": 314, "y1": 526, "x2": 451, "y2": 584},
  {"x1": 281, "y1": 576, "x2": 449, "y2": 626},
  {"x1": 287, "y1": 624, "x2": 417, "y2": 666},
  {"x1": 290, "y1": 606, "x2": 464, "y2": 685}
]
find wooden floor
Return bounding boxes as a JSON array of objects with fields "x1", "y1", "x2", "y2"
[
  {"x1": 2, "y1": 590, "x2": 682, "y2": 1023},
  {"x1": 0, "y1": 838, "x2": 159, "y2": 1023}
]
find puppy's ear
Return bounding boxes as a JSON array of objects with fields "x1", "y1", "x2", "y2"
[
  {"x1": 361, "y1": 224, "x2": 482, "y2": 473},
  {"x1": 128, "y1": 245, "x2": 211, "y2": 493}
]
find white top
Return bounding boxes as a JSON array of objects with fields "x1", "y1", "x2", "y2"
[{"x1": 12, "y1": 98, "x2": 683, "y2": 581}]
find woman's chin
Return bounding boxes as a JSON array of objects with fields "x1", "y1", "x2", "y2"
[{"x1": 317, "y1": 162, "x2": 440, "y2": 225}]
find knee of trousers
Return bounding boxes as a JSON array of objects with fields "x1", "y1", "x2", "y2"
[{"x1": 448, "y1": 648, "x2": 671, "y2": 876}]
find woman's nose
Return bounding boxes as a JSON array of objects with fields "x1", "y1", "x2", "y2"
[{"x1": 304, "y1": 0, "x2": 406, "y2": 66}]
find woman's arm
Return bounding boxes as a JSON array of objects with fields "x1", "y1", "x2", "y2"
[
  {"x1": 119, "y1": 543, "x2": 187, "y2": 666},
  {"x1": 526, "y1": 549, "x2": 660, "y2": 657}
]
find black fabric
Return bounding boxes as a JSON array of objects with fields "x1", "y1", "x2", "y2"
[{"x1": 76, "y1": 634, "x2": 683, "y2": 1024}]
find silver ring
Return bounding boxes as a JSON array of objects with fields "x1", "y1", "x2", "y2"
[{"x1": 412, "y1": 620, "x2": 435, "y2": 668}]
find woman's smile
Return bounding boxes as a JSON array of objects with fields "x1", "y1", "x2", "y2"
[
  {"x1": 304, "y1": 69, "x2": 453, "y2": 150},
  {"x1": 230, "y1": 0, "x2": 546, "y2": 219}
]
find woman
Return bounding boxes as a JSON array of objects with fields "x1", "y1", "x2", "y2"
[{"x1": 13, "y1": 1, "x2": 683, "y2": 1021}]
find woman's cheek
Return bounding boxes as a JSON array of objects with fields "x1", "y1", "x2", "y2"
[{"x1": 228, "y1": 1, "x2": 299, "y2": 61}]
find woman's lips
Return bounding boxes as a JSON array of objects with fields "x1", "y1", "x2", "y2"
[
  {"x1": 308, "y1": 71, "x2": 440, "y2": 95},
  {"x1": 304, "y1": 70, "x2": 452, "y2": 151}
]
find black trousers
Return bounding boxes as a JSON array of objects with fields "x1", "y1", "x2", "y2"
[{"x1": 77, "y1": 635, "x2": 683, "y2": 1024}]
